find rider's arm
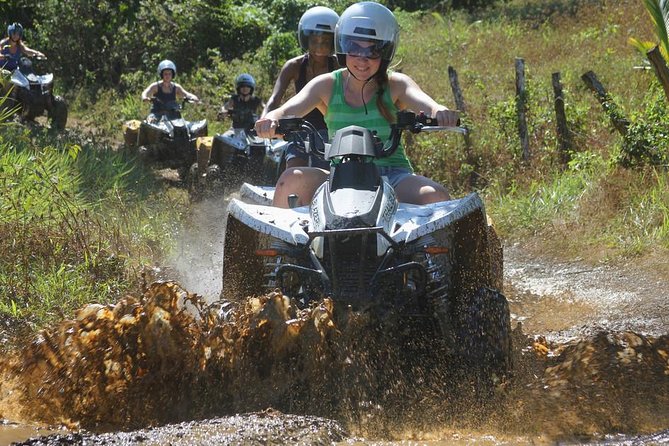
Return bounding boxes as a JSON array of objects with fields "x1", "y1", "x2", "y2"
[
  {"x1": 20, "y1": 43, "x2": 45, "y2": 59},
  {"x1": 175, "y1": 84, "x2": 199, "y2": 102},
  {"x1": 141, "y1": 82, "x2": 157, "y2": 102},
  {"x1": 391, "y1": 72, "x2": 459, "y2": 127},
  {"x1": 262, "y1": 57, "x2": 299, "y2": 117},
  {"x1": 255, "y1": 73, "x2": 332, "y2": 138},
  {"x1": 217, "y1": 97, "x2": 234, "y2": 120}
]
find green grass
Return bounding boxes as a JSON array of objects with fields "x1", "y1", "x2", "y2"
[{"x1": 0, "y1": 119, "x2": 188, "y2": 331}]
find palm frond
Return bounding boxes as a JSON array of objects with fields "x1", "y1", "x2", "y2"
[{"x1": 643, "y1": 0, "x2": 669, "y2": 57}]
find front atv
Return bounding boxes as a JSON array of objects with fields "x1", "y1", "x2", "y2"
[{"x1": 220, "y1": 113, "x2": 512, "y2": 386}]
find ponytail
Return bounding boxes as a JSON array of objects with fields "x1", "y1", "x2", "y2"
[{"x1": 374, "y1": 61, "x2": 394, "y2": 124}]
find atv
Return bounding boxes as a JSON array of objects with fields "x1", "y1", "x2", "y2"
[
  {"x1": 213, "y1": 122, "x2": 287, "y2": 186},
  {"x1": 136, "y1": 98, "x2": 208, "y2": 180},
  {"x1": 187, "y1": 108, "x2": 287, "y2": 201},
  {"x1": 220, "y1": 111, "x2": 512, "y2": 384},
  {"x1": 1, "y1": 55, "x2": 67, "y2": 129}
]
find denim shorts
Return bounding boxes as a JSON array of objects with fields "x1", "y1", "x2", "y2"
[{"x1": 378, "y1": 166, "x2": 414, "y2": 188}]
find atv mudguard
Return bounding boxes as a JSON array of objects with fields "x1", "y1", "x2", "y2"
[{"x1": 220, "y1": 192, "x2": 502, "y2": 300}]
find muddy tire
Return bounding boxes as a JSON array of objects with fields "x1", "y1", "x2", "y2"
[
  {"x1": 221, "y1": 215, "x2": 265, "y2": 301},
  {"x1": 455, "y1": 287, "x2": 512, "y2": 386},
  {"x1": 49, "y1": 96, "x2": 68, "y2": 130},
  {"x1": 205, "y1": 164, "x2": 225, "y2": 197},
  {"x1": 186, "y1": 163, "x2": 203, "y2": 202}
]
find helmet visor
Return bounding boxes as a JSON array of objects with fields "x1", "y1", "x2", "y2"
[{"x1": 340, "y1": 38, "x2": 385, "y2": 60}]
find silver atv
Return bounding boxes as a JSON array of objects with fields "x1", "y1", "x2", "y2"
[{"x1": 221, "y1": 111, "x2": 511, "y2": 384}]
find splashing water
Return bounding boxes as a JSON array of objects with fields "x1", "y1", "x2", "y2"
[{"x1": 7, "y1": 281, "x2": 669, "y2": 443}]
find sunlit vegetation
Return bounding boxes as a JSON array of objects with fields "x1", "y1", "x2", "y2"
[{"x1": 1, "y1": 0, "x2": 668, "y2": 333}]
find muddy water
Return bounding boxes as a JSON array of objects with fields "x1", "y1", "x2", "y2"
[{"x1": 2, "y1": 206, "x2": 669, "y2": 445}]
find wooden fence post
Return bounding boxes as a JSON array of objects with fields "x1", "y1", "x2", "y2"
[
  {"x1": 448, "y1": 66, "x2": 477, "y2": 185},
  {"x1": 515, "y1": 57, "x2": 530, "y2": 162},
  {"x1": 647, "y1": 45, "x2": 669, "y2": 102},
  {"x1": 552, "y1": 72, "x2": 571, "y2": 166},
  {"x1": 581, "y1": 70, "x2": 629, "y2": 135}
]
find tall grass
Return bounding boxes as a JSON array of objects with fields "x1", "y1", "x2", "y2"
[{"x1": 0, "y1": 122, "x2": 187, "y2": 330}]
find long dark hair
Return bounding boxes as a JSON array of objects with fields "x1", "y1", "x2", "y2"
[{"x1": 374, "y1": 60, "x2": 394, "y2": 124}]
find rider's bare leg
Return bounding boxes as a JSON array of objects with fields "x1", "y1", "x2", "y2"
[
  {"x1": 273, "y1": 167, "x2": 329, "y2": 208},
  {"x1": 394, "y1": 174, "x2": 450, "y2": 205}
]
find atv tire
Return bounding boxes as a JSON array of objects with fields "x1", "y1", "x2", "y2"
[
  {"x1": 49, "y1": 96, "x2": 68, "y2": 130},
  {"x1": 220, "y1": 215, "x2": 265, "y2": 301},
  {"x1": 455, "y1": 287, "x2": 512, "y2": 386}
]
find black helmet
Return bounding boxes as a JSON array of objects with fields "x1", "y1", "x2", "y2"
[
  {"x1": 157, "y1": 59, "x2": 177, "y2": 78},
  {"x1": 235, "y1": 73, "x2": 256, "y2": 95},
  {"x1": 7, "y1": 23, "x2": 23, "y2": 39}
]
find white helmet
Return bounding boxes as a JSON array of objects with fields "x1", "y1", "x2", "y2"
[
  {"x1": 157, "y1": 59, "x2": 176, "y2": 78},
  {"x1": 297, "y1": 6, "x2": 339, "y2": 53},
  {"x1": 335, "y1": 2, "x2": 399, "y2": 65}
]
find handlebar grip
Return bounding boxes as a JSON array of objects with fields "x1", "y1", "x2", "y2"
[{"x1": 275, "y1": 117, "x2": 304, "y2": 135}]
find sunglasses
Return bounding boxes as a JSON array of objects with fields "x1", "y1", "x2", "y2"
[{"x1": 341, "y1": 40, "x2": 383, "y2": 60}]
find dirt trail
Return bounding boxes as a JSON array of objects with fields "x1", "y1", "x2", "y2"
[{"x1": 503, "y1": 243, "x2": 669, "y2": 340}]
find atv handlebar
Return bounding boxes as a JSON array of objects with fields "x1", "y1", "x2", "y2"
[{"x1": 274, "y1": 111, "x2": 466, "y2": 160}]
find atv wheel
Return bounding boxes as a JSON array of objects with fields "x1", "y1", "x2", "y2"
[
  {"x1": 49, "y1": 96, "x2": 68, "y2": 130},
  {"x1": 220, "y1": 215, "x2": 265, "y2": 301},
  {"x1": 205, "y1": 164, "x2": 225, "y2": 197},
  {"x1": 455, "y1": 287, "x2": 512, "y2": 386},
  {"x1": 186, "y1": 163, "x2": 203, "y2": 202}
]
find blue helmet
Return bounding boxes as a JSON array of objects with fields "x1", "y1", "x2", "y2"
[
  {"x1": 7, "y1": 22, "x2": 23, "y2": 39},
  {"x1": 235, "y1": 73, "x2": 256, "y2": 95}
]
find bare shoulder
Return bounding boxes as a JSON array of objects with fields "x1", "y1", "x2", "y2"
[{"x1": 282, "y1": 55, "x2": 305, "y2": 76}]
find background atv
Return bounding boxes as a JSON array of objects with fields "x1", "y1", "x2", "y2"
[
  {"x1": 136, "y1": 98, "x2": 208, "y2": 181},
  {"x1": 220, "y1": 113, "x2": 511, "y2": 389},
  {"x1": 187, "y1": 108, "x2": 286, "y2": 200},
  {"x1": 0, "y1": 56, "x2": 67, "y2": 129}
]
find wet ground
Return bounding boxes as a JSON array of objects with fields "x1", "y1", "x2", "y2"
[{"x1": 2, "y1": 197, "x2": 669, "y2": 446}]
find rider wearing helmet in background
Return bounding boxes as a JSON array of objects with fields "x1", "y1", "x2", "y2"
[
  {"x1": 141, "y1": 59, "x2": 199, "y2": 123},
  {"x1": 255, "y1": 2, "x2": 459, "y2": 208},
  {"x1": 0, "y1": 22, "x2": 45, "y2": 72},
  {"x1": 262, "y1": 6, "x2": 339, "y2": 169},
  {"x1": 219, "y1": 73, "x2": 265, "y2": 131}
]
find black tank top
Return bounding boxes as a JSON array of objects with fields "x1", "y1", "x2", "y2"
[
  {"x1": 151, "y1": 82, "x2": 177, "y2": 113},
  {"x1": 296, "y1": 54, "x2": 336, "y2": 131},
  {"x1": 231, "y1": 94, "x2": 262, "y2": 129}
]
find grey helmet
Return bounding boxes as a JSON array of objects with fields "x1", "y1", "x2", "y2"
[
  {"x1": 334, "y1": 2, "x2": 399, "y2": 66},
  {"x1": 7, "y1": 22, "x2": 23, "y2": 39},
  {"x1": 297, "y1": 6, "x2": 339, "y2": 53},
  {"x1": 157, "y1": 59, "x2": 176, "y2": 78},
  {"x1": 235, "y1": 73, "x2": 256, "y2": 95}
]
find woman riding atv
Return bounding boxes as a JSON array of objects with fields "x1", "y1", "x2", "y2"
[
  {"x1": 0, "y1": 22, "x2": 45, "y2": 72},
  {"x1": 218, "y1": 73, "x2": 265, "y2": 131},
  {"x1": 255, "y1": 2, "x2": 459, "y2": 208},
  {"x1": 262, "y1": 6, "x2": 340, "y2": 170},
  {"x1": 141, "y1": 60, "x2": 200, "y2": 123}
]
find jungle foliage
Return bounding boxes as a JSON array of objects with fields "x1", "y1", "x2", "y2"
[{"x1": 1, "y1": 0, "x2": 497, "y2": 90}]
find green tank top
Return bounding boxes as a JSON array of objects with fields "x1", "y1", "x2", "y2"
[{"x1": 324, "y1": 69, "x2": 412, "y2": 170}]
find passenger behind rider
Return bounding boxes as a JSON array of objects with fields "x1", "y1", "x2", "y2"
[
  {"x1": 141, "y1": 59, "x2": 199, "y2": 123},
  {"x1": 262, "y1": 6, "x2": 340, "y2": 170},
  {"x1": 1, "y1": 22, "x2": 45, "y2": 73},
  {"x1": 255, "y1": 2, "x2": 459, "y2": 208},
  {"x1": 218, "y1": 73, "x2": 265, "y2": 136}
]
